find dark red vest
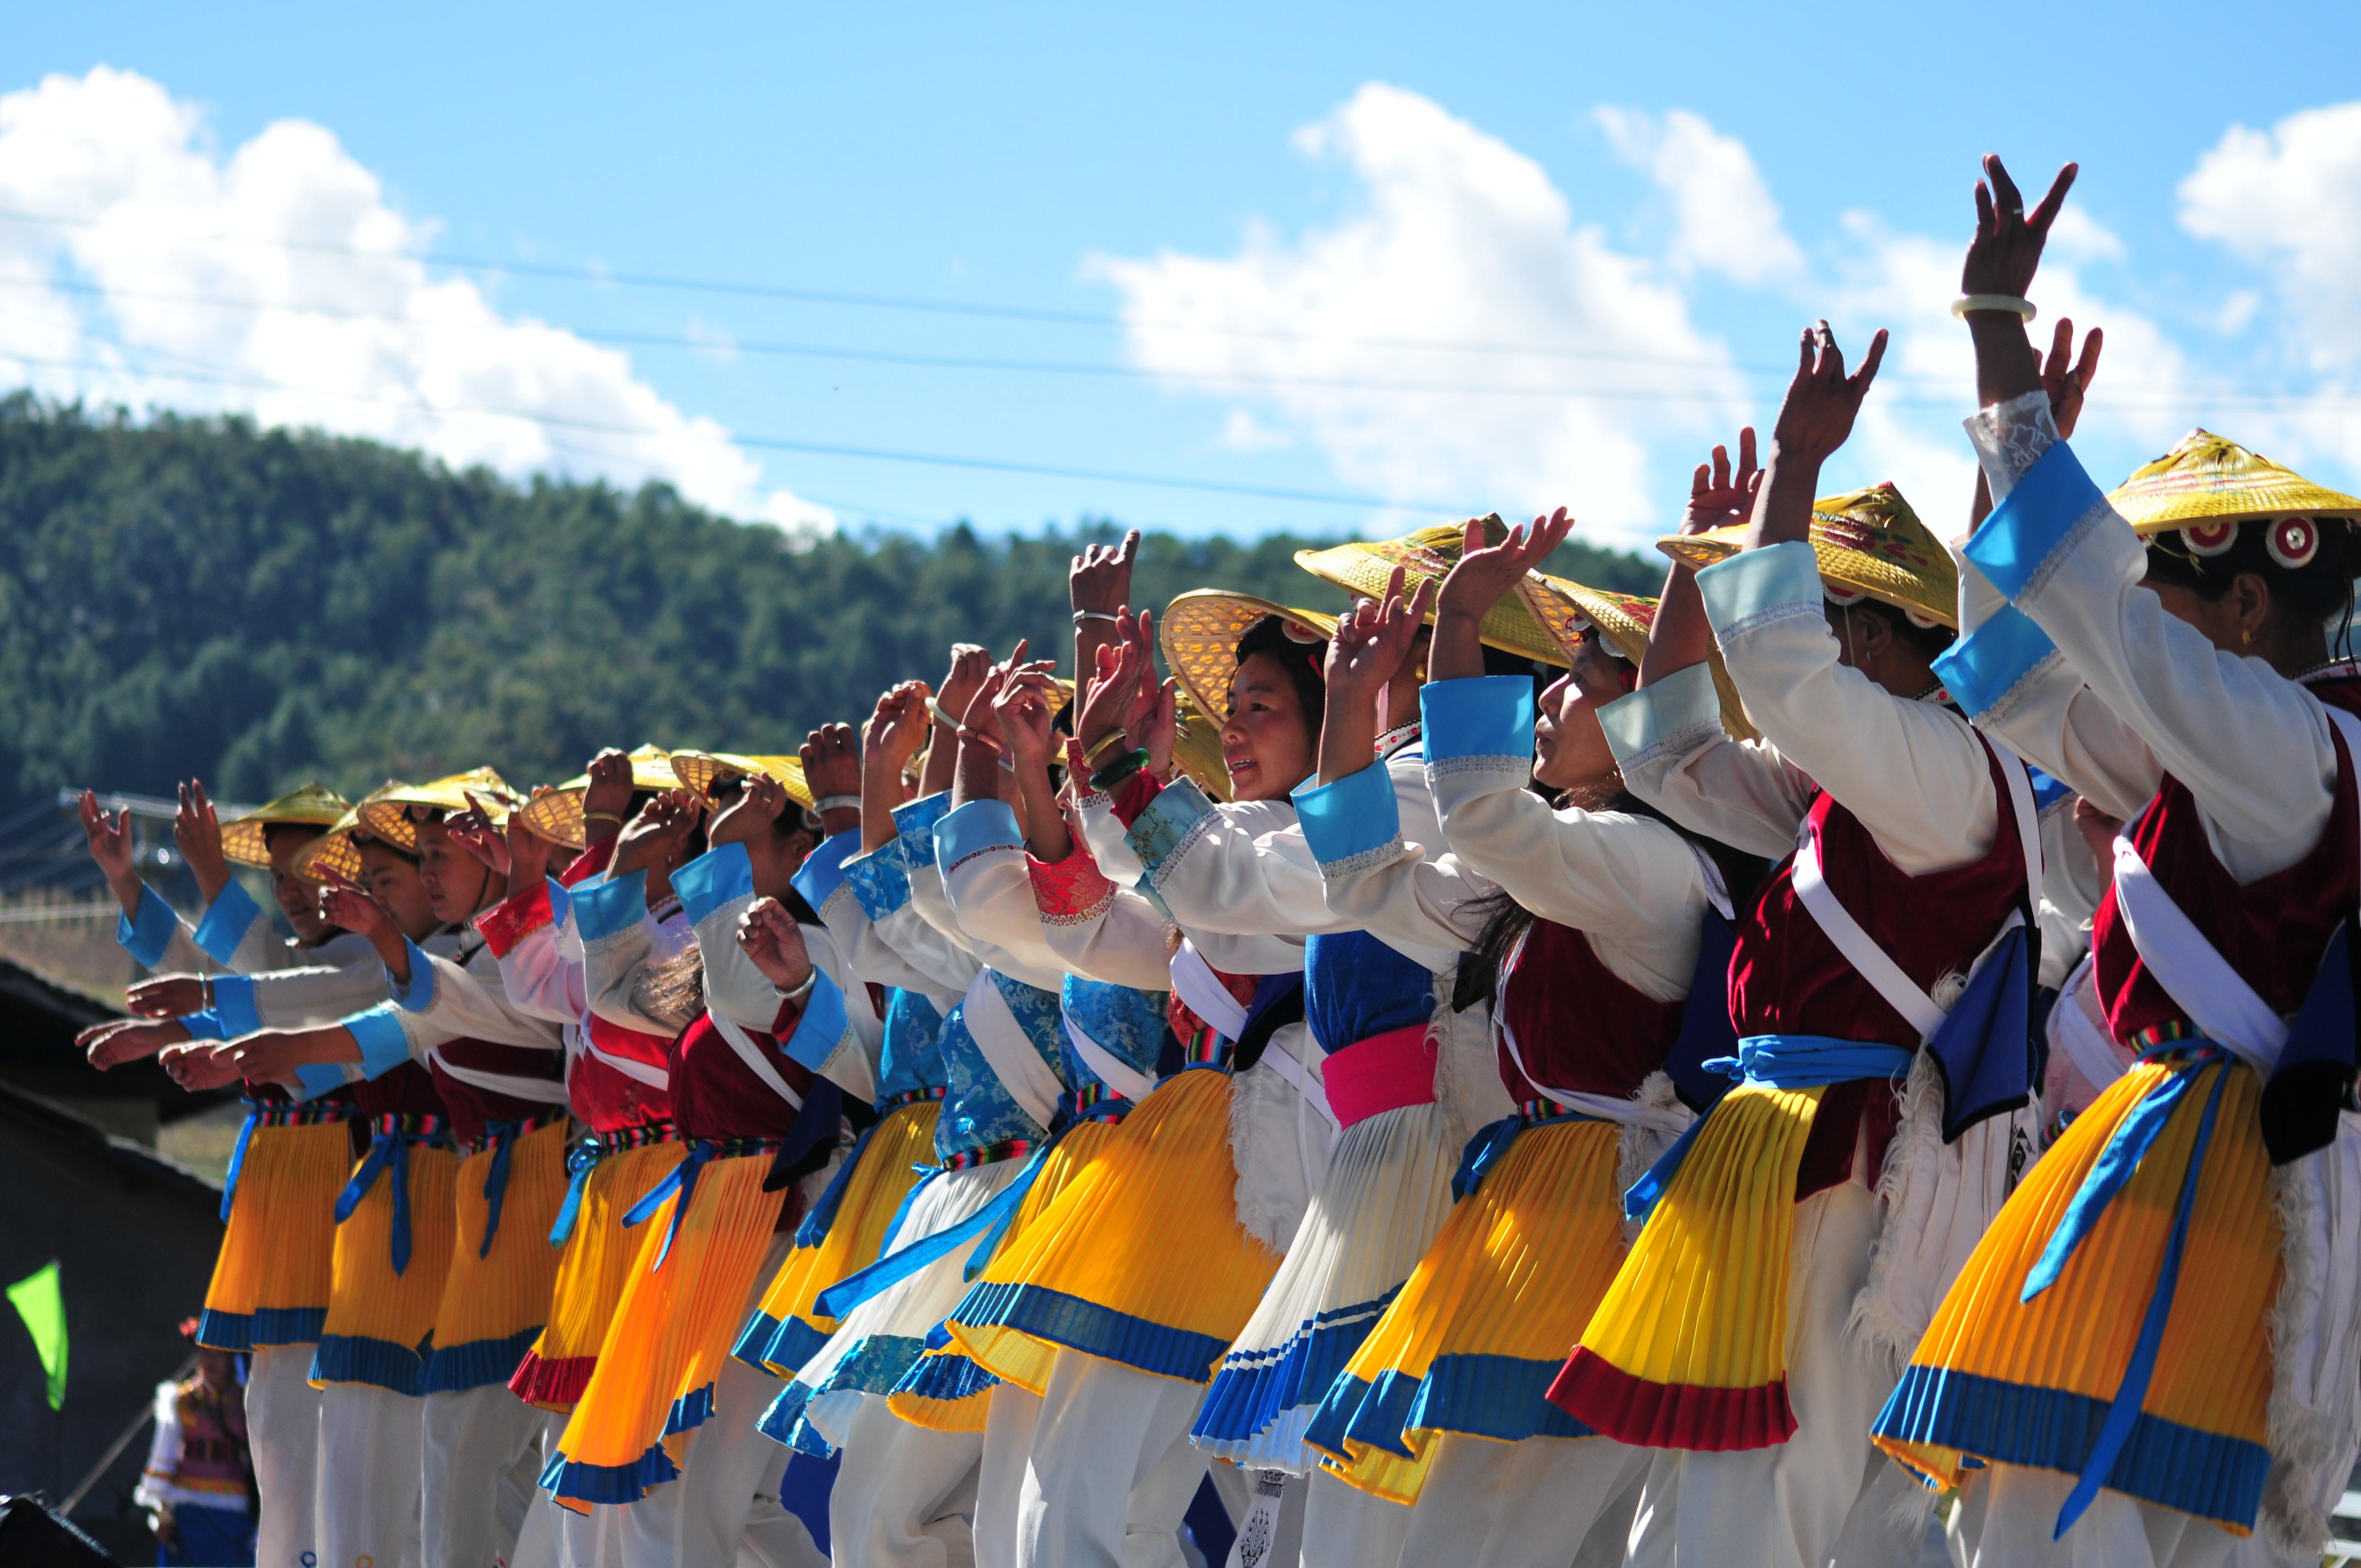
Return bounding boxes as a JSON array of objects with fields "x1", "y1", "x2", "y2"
[{"x1": 1495, "y1": 919, "x2": 1684, "y2": 1104}]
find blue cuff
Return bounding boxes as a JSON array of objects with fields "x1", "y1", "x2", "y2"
[
  {"x1": 1933, "y1": 604, "x2": 2059, "y2": 720},
  {"x1": 935, "y1": 800, "x2": 1024, "y2": 879},
  {"x1": 842, "y1": 845, "x2": 913, "y2": 922},
  {"x1": 1420, "y1": 676, "x2": 1534, "y2": 763},
  {"x1": 1696, "y1": 540, "x2": 1825, "y2": 638},
  {"x1": 1290, "y1": 765, "x2": 1401, "y2": 869},
  {"x1": 117, "y1": 884, "x2": 179, "y2": 970},
  {"x1": 891, "y1": 792, "x2": 954, "y2": 865},
  {"x1": 571, "y1": 869, "x2": 650, "y2": 944},
  {"x1": 674, "y1": 842, "x2": 755, "y2": 928},
  {"x1": 178, "y1": 1010, "x2": 230, "y2": 1041},
  {"x1": 1599, "y1": 662, "x2": 1723, "y2": 764},
  {"x1": 192, "y1": 881, "x2": 265, "y2": 966},
  {"x1": 792, "y1": 830, "x2": 861, "y2": 913},
  {"x1": 207, "y1": 974, "x2": 262, "y2": 1037},
  {"x1": 546, "y1": 876, "x2": 573, "y2": 933},
  {"x1": 292, "y1": 1061, "x2": 354, "y2": 1102},
  {"x1": 779, "y1": 968, "x2": 852, "y2": 1074},
  {"x1": 387, "y1": 939, "x2": 437, "y2": 1012},
  {"x1": 1125, "y1": 778, "x2": 1218, "y2": 881},
  {"x1": 344, "y1": 1004, "x2": 415, "y2": 1079},
  {"x1": 1962, "y1": 441, "x2": 2107, "y2": 602}
]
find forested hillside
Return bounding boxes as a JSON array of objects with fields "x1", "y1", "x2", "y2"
[{"x1": 0, "y1": 394, "x2": 1658, "y2": 812}]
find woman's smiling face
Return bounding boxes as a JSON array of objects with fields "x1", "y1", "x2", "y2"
[{"x1": 1221, "y1": 651, "x2": 1317, "y2": 802}]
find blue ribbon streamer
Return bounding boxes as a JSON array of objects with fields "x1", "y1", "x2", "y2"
[
  {"x1": 550, "y1": 1137, "x2": 602, "y2": 1247},
  {"x1": 795, "y1": 1117, "x2": 882, "y2": 1249},
  {"x1": 2023, "y1": 1053, "x2": 2213, "y2": 1301},
  {"x1": 334, "y1": 1133, "x2": 416, "y2": 1276},
  {"x1": 1453, "y1": 1115, "x2": 1523, "y2": 1202},
  {"x1": 813, "y1": 1151, "x2": 1048, "y2": 1319},
  {"x1": 2049, "y1": 1055, "x2": 2231, "y2": 1539},
  {"x1": 477, "y1": 1120, "x2": 529, "y2": 1259},
  {"x1": 219, "y1": 1104, "x2": 262, "y2": 1223},
  {"x1": 622, "y1": 1141, "x2": 716, "y2": 1271}
]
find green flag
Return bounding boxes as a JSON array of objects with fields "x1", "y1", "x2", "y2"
[{"x1": 7, "y1": 1259, "x2": 66, "y2": 1410}]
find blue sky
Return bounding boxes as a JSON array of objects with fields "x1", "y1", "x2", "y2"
[{"x1": 8, "y1": 2, "x2": 2361, "y2": 552}]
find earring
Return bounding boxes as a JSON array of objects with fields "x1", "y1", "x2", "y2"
[{"x1": 2242, "y1": 628, "x2": 2255, "y2": 647}]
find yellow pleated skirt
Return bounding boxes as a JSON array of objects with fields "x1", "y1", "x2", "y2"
[
  {"x1": 545, "y1": 1150, "x2": 786, "y2": 1510},
  {"x1": 311, "y1": 1142, "x2": 460, "y2": 1393},
  {"x1": 1873, "y1": 1057, "x2": 2278, "y2": 1531},
  {"x1": 1307, "y1": 1118, "x2": 1626, "y2": 1504},
  {"x1": 199, "y1": 1119, "x2": 352, "y2": 1351},
  {"x1": 1555, "y1": 1082, "x2": 1826, "y2": 1450},
  {"x1": 424, "y1": 1121, "x2": 573, "y2": 1393},
  {"x1": 737, "y1": 1099, "x2": 941, "y2": 1380},
  {"x1": 947, "y1": 1068, "x2": 1282, "y2": 1392},
  {"x1": 513, "y1": 1139, "x2": 690, "y2": 1412},
  {"x1": 889, "y1": 1115, "x2": 1120, "y2": 1431}
]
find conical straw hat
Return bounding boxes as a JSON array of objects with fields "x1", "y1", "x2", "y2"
[
  {"x1": 1169, "y1": 689, "x2": 1231, "y2": 802},
  {"x1": 2109, "y1": 429, "x2": 2361, "y2": 536},
  {"x1": 1294, "y1": 518, "x2": 1568, "y2": 666},
  {"x1": 519, "y1": 745, "x2": 681, "y2": 849},
  {"x1": 290, "y1": 782, "x2": 409, "y2": 885},
  {"x1": 1521, "y1": 577, "x2": 1758, "y2": 742},
  {"x1": 668, "y1": 752, "x2": 815, "y2": 811},
  {"x1": 1658, "y1": 482, "x2": 1957, "y2": 630},
  {"x1": 355, "y1": 767, "x2": 520, "y2": 852},
  {"x1": 1158, "y1": 591, "x2": 1337, "y2": 731},
  {"x1": 219, "y1": 782, "x2": 351, "y2": 869}
]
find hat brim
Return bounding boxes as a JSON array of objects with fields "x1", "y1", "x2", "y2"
[
  {"x1": 1294, "y1": 532, "x2": 1564, "y2": 666},
  {"x1": 1658, "y1": 526, "x2": 1958, "y2": 631},
  {"x1": 669, "y1": 753, "x2": 816, "y2": 812},
  {"x1": 1159, "y1": 591, "x2": 1338, "y2": 738}
]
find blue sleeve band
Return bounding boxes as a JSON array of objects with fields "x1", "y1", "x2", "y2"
[
  {"x1": 344, "y1": 1005, "x2": 415, "y2": 1079},
  {"x1": 387, "y1": 939, "x2": 437, "y2": 1012},
  {"x1": 546, "y1": 876, "x2": 573, "y2": 933},
  {"x1": 1599, "y1": 662, "x2": 1724, "y2": 763},
  {"x1": 1420, "y1": 676, "x2": 1535, "y2": 763},
  {"x1": 207, "y1": 974, "x2": 261, "y2": 1037},
  {"x1": 1695, "y1": 540, "x2": 1825, "y2": 635},
  {"x1": 935, "y1": 799, "x2": 1024, "y2": 878},
  {"x1": 673, "y1": 842, "x2": 755, "y2": 928},
  {"x1": 891, "y1": 792, "x2": 954, "y2": 865},
  {"x1": 178, "y1": 1010, "x2": 229, "y2": 1041},
  {"x1": 1124, "y1": 778, "x2": 1217, "y2": 879},
  {"x1": 570, "y1": 869, "x2": 650, "y2": 944},
  {"x1": 292, "y1": 1061, "x2": 352, "y2": 1101},
  {"x1": 842, "y1": 845, "x2": 913, "y2": 922},
  {"x1": 1962, "y1": 440, "x2": 2107, "y2": 602},
  {"x1": 779, "y1": 967, "x2": 852, "y2": 1073},
  {"x1": 118, "y1": 884, "x2": 178, "y2": 970},
  {"x1": 192, "y1": 881, "x2": 264, "y2": 966},
  {"x1": 1290, "y1": 764, "x2": 1402, "y2": 868},
  {"x1": 792, "y1": 830, "x2": 861, "y2": 912},
  {"x1": 1934, "y1": 603, "x2": 2059, "y2": 720}
]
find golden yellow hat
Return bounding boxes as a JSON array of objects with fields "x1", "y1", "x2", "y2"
[
  {"x1": 1159, "y1": 590, "x2": 1339, "y2": 730},
  {"x1": 1521, "y1": 577, "x2": 1759, "y2": 742},
  {"x1": 1658, "y1": 482, "x2": 1957, "y2": 631},
  {"x1": 219, "y1": 782, "x2": 351, "y2": 869},
  {"x1": 290, "y1": 781, "x2": 409, "y2": 885},
  {"x1": 1169, "y1": 689, "x2": 1231, "y2": 802},
  {"x1": 518, "y1": 745, "x2": 680, "y2": 849},
  {"x1": 1294, "y1": 518, "x2": 1567, "y2": 666},
  {"x1": 2110, "y1": 429, "x2": 2361, "y2": 538},
  {"x1": 668, "y1": 752, "x2": 816, "y2": 812},
  {"x1": 355, "y1": 767, "x2": 521, "y2": 853}
]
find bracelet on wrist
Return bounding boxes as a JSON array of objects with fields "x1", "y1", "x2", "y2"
[
  {"x1": 1950, "y1": 293, "x2": 2037, "y2": 322},
  {"x1": 927, "y1": 696, "x2": 964, "y2": 729},
  {"x1": 812, "y1": 794, "x2": 859, "y2": 814},
  {"x1": 582, "y1": 810, "x2": 625, "y2": 827},
  {"x1": 1071, "y1": 609, "x2": 1121, "y2": 626},
  {"x1": 779, "y1": 968, "x2": 818, "y2": 1005},
  {"x1": 1089, "y1": 748, "x2": 1152, "y2": 793},
  {"x1": 1080, "y1": 728, "x2": 1133, "y2": 770}
]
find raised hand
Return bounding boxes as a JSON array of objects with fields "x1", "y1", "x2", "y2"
[
  {"x1": 993, "y1": 668, "x2": 1065, "y2": 773},
  {"x1": 1077, "y1": 611, "x2": 1150, "y2": 755},
  {"x1": 1965, "y1": 155, "x2": 2077, "y2": 303},
  {"x1": 939, "y1": 644, "x2": 994, "y2": 729},
  {"x1": 615, "y1": 790, "x2": 702, "y2": 873},
  {"x1": 1769, "y1": 322, "x2": 1888, "y2": 469},
  {"x1": 863, "y1": 682, "x2": 933, "y2": 780},
  {"x1": 447, "y1": 793, "x2": 513, "y2": 878},
  {"x1": 79, "y1": 790, "x2": 141, "y2": 910},
  {"x1": 802, "y1": 723, "x2": 862, "y2": 808},
  {"x1": 1435, "y1": 510, "x2": 1571, "y2": 626},
  {"x1": 2039, "y1": 318, "x2": 2104, "y2": 439},
  {"x1": 1326, "y1": 564, "x2": 1439, "y2": 705},
  {"x1": 160, "y1": 1039, "x2": 245, "y2": 1092},
  {"x1": 126, "y1": 974, "x2": 211, "y2": 1020},
  {"x1": 173, "y1": 781, "x2": 231, "y2": 903},
  {"x1": 503, "y1": 793, "x2": 556, "y2": 888},
  {"x1": 709, "y1": 773, "x2": 785, "y2": 848},
  {"x1": 737, "y1": 897, "x2": 815, "y2": 992},
  {"x1": 581, "y1": 749, "x2": 637, "y2": 842},
  {"x1": 1070, "y1": 530, "x2": 1140, "y2": 619},
  {"x1": 315, "y1": 864, "x2": 395, "y2": 945},
  {"x1": 1682, "y1": 431, "x2": 1760, "y2": 537}
]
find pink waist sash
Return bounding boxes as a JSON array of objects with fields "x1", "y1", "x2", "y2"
[{"x1": 1321, "y1": 1024, "x2": 1438, "y2": 1129}]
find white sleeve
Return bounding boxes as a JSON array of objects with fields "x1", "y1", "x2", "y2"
[
  {"x1": 1600, "y1": 662, "x2": 1818, "y2": 859},
  {"x1": 385, "y1": 942, "x2": 565, "y2": 1054}
]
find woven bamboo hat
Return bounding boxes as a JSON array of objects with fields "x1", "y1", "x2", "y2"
[
  {"x1": 668, "y1": 752, "x2": 816, "y2": 811},
  {"x1": 290, "y1": 782, "x2": 408, "y2": 885},
  {"x1": 219, "y1": 782, "x2": 351, "y2": 869},
  {"x1": 1169, "y1": 689, "x2": 1231, "y2": 802},
  {"x1": 1294, "y1": 518, "x2": 1568, "y2": 666},
  {"x1": 1159, "y1": 591, "x2": 1339, "y2": 728},
  {"x1": 1522, "y1": 577, "x2": 1759, "y2": 741},
  {"x1": 1658, "y1": 482, "x2": 1957, "y2": 630},
  {"x1": 2110, "y1": 429, "x2": 2361, "y2": 551},
  {"x1": 518, "y1": 745, "x2": 680, "y2": 849},
  {"x1": 355, "y1": 767, "x2": 521, "y2": 853}
]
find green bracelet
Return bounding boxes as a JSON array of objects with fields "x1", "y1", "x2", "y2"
[{"x1": 1089, "y1": 748, "x2": 1152, "y2": 794}]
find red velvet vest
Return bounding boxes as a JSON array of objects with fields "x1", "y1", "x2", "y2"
[
  {"x1": 1495, "y1": 918, "x2": 1684, "y2": 1104},
  {"x1": 567, "y1": 1017, "x2": 674, "y2": 1134},
  {"x1": 667, "y1": 1010, "x2": 816, "y2": 1143}
]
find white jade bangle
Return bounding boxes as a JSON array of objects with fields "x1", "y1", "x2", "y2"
[
  {"x1": 812, "y1": 794, "x2": 859, "y2": 814},
  {"x1": 1071, "y1": 609, "x2": 1121, "y2": 626},
  {"x1": 1950, "y1": 294, "x2": 2037, "y2": 322}
]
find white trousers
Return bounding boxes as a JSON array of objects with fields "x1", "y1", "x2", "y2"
[
  {"x1": 423, "y1": 1382, "x2": 552, "y2": 1567},
  {"x1": 618, "y1": 1347, "x2": 816, "y2": 1568},
  {"x1": 976, "y1": 1385, "x2": 1041, "y2": 1568},
  {"x1": 1958, "y1": 1466, "x2": 2234, "y2": 1568},
  {"x1": 507, "y1": 1411, "x2": 570, "y2": 1568},
  {"x1": 1625, "y1": 1183, "x2": 1886, "y2": 1568},
  {"x1": 316, "y1": 1381, "x2": 425, "y2": 1568},
  {"x1": 249, "y1": 1344, "x2": 323, "y2": 1568},
  {"x1": 1016, "y1": 1351, "x2": 1214, "y2": 1568},
  {"x1": 1297, "y1": 1469, "x2": 1408, "y2": 1568},
  {"x1": 830, "y1": 1393, "x2": 981, "y2": 1567},
  {"x1": 1395, "y1": 1434, "x2": 1650, "y2": 1568}
]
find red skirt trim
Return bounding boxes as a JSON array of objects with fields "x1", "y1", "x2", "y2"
[{"x1": 1546, "y1": 1347, "x2": 1796, "y2": 1451}]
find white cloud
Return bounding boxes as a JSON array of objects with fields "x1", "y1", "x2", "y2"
[
  {"x1": 2180, "y1": 103, "x2": 2361, "y2": 366},
  {"x1": 1090, "y1": 83, "x2": 1748, "y2": 547},
  {"x1": 1216, "y1": 409, "x2": 1294, "y2": 453},
  {"x1": 0, "y1": 67, "x2": 830, "y2": 531},
  {"x1": 1595, "y1": 107, "x2": 1805, "y2": 286}
]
